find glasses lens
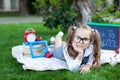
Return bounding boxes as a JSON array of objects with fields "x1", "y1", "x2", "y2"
[
  {"x1": 73, "y1": 36, "x2": 90, "y2": 44},
  {"x1": 83, "y1": 38, "x2": 90, "y2": 44},
  {"x1": 73, "y1": 36, "x2": 80, "y2": 43}
]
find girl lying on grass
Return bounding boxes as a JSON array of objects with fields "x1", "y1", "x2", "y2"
[{"x1": 51, "y1": 23, "x2": 101, "y2": 74}]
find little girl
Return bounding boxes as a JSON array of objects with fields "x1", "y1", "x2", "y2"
[{"x1": 51, "y1": 23, "x2": 101, "y2": 74}]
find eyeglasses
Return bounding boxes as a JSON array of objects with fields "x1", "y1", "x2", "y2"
[{"x1": 73, "y1": 36, "x2": 90, "y2": 44}]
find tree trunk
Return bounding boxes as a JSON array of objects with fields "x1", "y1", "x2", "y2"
[
  {"x1": 19, "y1": 0, "x2": 29, "y2": 16},
  {"x1": 72, "y1": 0, "x2": 96, "y2": 23},
  {"x1": 114, "y1": 0, "x2": 120, "y2": 11}
]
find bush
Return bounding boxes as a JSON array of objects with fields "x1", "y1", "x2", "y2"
[
  {"x1": 114, "y1": 11, "x2": 120, "y2": 18},
  {"x1": 44, "y1": 2, "x2": 78, "y2": 31},
  {"x1": 32, "y1": 0, "x2": 78, "y2": 31},
  {"x1": 92, "y1": 0, "x2": 120, "y2": 23}
]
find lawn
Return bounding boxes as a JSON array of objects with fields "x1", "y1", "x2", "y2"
[
  {"x1": 0, "y1": 12, "x2": 20, "y2": 17},
  {"x1": 0, "y1": 22, "x2": 120, "y2": 80}
]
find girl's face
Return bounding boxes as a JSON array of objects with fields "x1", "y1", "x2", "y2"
[{"x1": 72, "y1": 28, "x2": 91, "y2": 51}]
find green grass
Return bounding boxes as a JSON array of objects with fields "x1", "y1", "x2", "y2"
[
  {"x1": 0, "y1": 22, "x2": 120, "y2": 80},
  {"x1": 0, "y1": 12, "x2": 20, "y2": 17}
]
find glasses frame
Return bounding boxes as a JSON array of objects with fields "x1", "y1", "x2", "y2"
[{"x1": 73, "y1": 36, "x2": 90, "y2": 44}]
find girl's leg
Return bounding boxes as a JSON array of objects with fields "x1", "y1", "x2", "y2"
[{"x1": 55, "y1": 31, "x2": 64, "y2": 49}]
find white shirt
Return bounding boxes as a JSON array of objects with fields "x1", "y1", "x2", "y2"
[{"x1": 63, "y1": 45, "x2": 93, "y2": 72}]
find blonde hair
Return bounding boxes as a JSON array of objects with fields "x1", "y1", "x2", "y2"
[{"x1": 65, "y1": 24, "x2": 101, "y2": 67}]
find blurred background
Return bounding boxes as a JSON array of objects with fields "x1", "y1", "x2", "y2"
[{"x1": 0, "y1": 0, "x2": 120, "y2": 30}]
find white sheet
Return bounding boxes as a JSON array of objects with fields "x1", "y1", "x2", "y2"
[
  {"x1": 12, "y1": 45, "x2": 68, "y2": 71},
  {"x1": 100, "y1": 50, "x2": 120, "y2": 66},
  {"x1": 11, "y1": 45, "x2": 120, "y2": 71}
]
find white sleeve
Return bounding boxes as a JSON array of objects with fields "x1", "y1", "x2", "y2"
[{"x1": 63, "y1": 46, "x2": 82, "y2": 72}]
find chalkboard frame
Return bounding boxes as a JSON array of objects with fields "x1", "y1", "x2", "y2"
[{"x1": 87, "y1": 22, "x2": 120, "y2": 51}]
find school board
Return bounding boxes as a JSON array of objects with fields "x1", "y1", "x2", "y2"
[{"x1": 87, "y1": 22, "x2": 120, "y2": 51}]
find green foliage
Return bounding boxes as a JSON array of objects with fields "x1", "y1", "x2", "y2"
[
  {"x1": 92, "y1": 0, "x2": 114, "y2": 23},
  {"x1": 114, "y1": 11, "x2": 120, "y2": 18},
  {"x1": 32, "y1": 0, "x2": 49, "y2": 15},
  {"x1": 44, "y1": 2, "x2": 78, "y2": 31},
  {"x1": 92, "y1": 13, "x2": 105, "y2": 22},
  {"x1": 92, "y1": 12, "x2": 111, "y2": 23},
  {"x1": 32, "y1": 0, "x2": 78, "y2": 31},
  {"x1": 92, "y1": 0, "x2": 120, "y2": 23}
]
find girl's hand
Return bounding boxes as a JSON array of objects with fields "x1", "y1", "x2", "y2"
[
  {"x1": 72, "y1": 42, "x2": 83, "y2": 53},
  {"x1": 79, "y1": 64, "x2": 91, "y2": 74},
  {"x1": 72, "y1": 42, "x2": 83, "y2": 60}
]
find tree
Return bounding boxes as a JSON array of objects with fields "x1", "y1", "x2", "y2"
[
  {"x1": 19, "y1": 0, "x2": 29, "y2": 16},
  {"x1": 32, "y1": 0, "x2": 96, "y2": 30},
  {"x1": 72, "y1": 0, "x2": 96, "y2": 23},
  {"x1": 19, "y1": 0, "x2": 36, "y2": 16}
]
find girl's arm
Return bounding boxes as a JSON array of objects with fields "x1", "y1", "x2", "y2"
[
  {"x1": 63, "y1": 46, "x2": 83, "y2": 72},
  {"x1": 79, "y1": 54, "x2": 93, "y2": 74},
  {"x1": 79, "y1": 45, "x2": 94, "y2": 74},
  {"x1": 64, "y1": 52, "x2": 82, "y2": 72}
]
